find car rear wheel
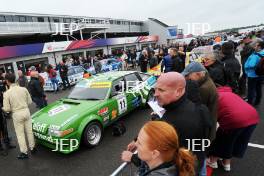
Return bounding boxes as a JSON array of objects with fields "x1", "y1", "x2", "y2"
[{"x1": 83, "y1": 122, "x2": 102, "y2": 147}]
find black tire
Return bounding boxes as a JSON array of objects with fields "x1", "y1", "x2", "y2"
[{"x1": 82, "y1": 121, "x2": 103, "y2": 148}]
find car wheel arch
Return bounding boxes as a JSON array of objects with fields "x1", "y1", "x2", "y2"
[{"x1": 76, "y1": 115, "x2": 103, "y2": 140}]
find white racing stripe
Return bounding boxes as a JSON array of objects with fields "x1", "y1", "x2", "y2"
[{"x1": 248, "y1": 143, "x2": 264, "y2": 149}]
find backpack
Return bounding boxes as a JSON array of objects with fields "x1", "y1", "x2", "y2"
[{"x1": 255, "y1": 53, "x2": 264, "y2": 76}]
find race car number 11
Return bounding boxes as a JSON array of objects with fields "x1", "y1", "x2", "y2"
[{"x1": 118, "y1": 97, "x2": 127, "y2": 115}]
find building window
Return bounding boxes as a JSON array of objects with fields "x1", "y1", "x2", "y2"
[
  {"x1": 0, "y1": 16, "x2": 5, "y2": 22},
  {"x1": 26, "y1": 16, "x2": 33, "y2": 22},
  {"x1": 63, "y1": 18, "x2": 71, "y2": 23},
  {"x1": 109, "y1": 20, "x2": 113, "y2": 24},
  {"x1": 5, "y1": 16, "x2": 13, "y2": 22},
  {"x1": 96, "y1": 20, "x2": 102, "y2": 24},
  {"x1": 37, "y1": 17, "x2": 45, "y2": 22},
  {"x1": 19, "y1": 16, "x2": 26, "y2": 22},
  {"x1": 53, "y1": 18, "x2": 60, "y2": 23},
  {"x1": 13, "y1": 16, "x2": 19, "y2": 22},
  {"x1": 116, "y1": 21, "x2": 121, "y2": 25}
]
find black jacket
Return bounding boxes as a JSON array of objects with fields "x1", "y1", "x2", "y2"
[
  {"x1": 206, "y1": 60, "x2": 226, "y2": 86},
  {"x1": 139, "y1": 55, "x2": 149, "y2": 72},
  {"x1": 161, "y1": 94, "x2": 213, "y2": 171},
  {"x1": 149, "y1": 56, "x2": 158, "y2": 69},
  {"x1": 59, "y1": 64, "x2": 68, "y2": 78},
  {"x1": 171, "y1": 55, "x2": 184, "y2": 73},
  {"x1": 28, "y1": 77, "x2": 45, "y2": 98},
  {"x1": 162, "y1": 94, "x2": 212, "y2": 149},
  {"x1": 132, "y1": 95, "x2": 213, "y2": 172}
]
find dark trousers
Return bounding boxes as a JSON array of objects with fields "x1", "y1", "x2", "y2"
[
  {"x1": 61, "y1": 76, "x2": 70, "y2": 89},
  {"x1": 238, "y1": 73, "x2": 247, "y2": 96},
  {"x1": 0, "y1": 111, "x2": 9, "y2": 143},
  {"x1": 247, "y1": 77, "x2": 262, "y2": 105},
  {"x1": 209, "y1": 124, "x2": 257, "y2": 159},
  {"x1": 32, "y1": 97, "x2": 46, "y2": 109}
]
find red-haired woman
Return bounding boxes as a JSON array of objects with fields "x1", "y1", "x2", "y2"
[{"x1": 135, "y1": 121, "x2": 196, "y2": 176}]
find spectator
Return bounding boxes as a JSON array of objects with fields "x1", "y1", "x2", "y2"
[
  {"x1": 3, "y1": 73, "x2": 36, "y2": 159},
  {"x1": 59, "y1": 60, "x2": 70, "y2": 90},
  {"x1": 0, "y1": 72, "x2": 16, "y2": 156},
  {"x1": 203, "y1": 52, "x2": 226, "y2": 86},
  {"x1": 94, "y1": 58, "x2": 102, "y2": 74},
  {"x1": 130, "y1": 49, "x2": 137, "y2": 69},
  {"x1": 157, "y1": 48, "x2": 164, "y2": 63},
  {"x1": 161, "y1": 49, "x2": 173, "y2": 73},
  {"x1": 239, "y1": 39, "x2": 254, "y2": 97},
  {"x1": 149, "y1": 51, "x2": 158, "y2": 69},
  {"x1": 221, "y1": 41, "x2": 241, "y2": 93},
  {"x1": 135, "y1": 121, "x2": 195, "y2": 176},
  {"x1": 139, "y1": 50, "x2": 149, "y2": 72},
  {"x1": 207, "y1": 86, "x2": 259, "y2": 171},
  {"x1": 47, "y1": 64, "x2": 59, "y2": 93},
  {"x1": 182, "y1": 62, "x2": 218, "y2": 140},
  {"x1": 28, "y1": 71, "x2": 47, "y2": 109},
  {"x1": 178, "y1": 45, "x2": 186, "y2": 68},
  {"x1": 122, "y1": 72, "x2": 213, "y2": 174},
  {"x1": 120, "y1": 51, "x2": 128, "y2": 70},
  {"x1": 170, "y1": 48, "x2": 185, "y2": 73},
  {"x1": 17, "y1": 70, "x2": 28, "y2": 88},
  {"x1": 244, "y1": 39, "x2": 264, "y2": 105}
]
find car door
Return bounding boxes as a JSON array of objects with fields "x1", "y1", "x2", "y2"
[
  {"x1": 124, "y1": 73, "x2": 142, "y2": 111},
  {"x1": 109, "y1": 77, "x2": 127, "y2": 121}
]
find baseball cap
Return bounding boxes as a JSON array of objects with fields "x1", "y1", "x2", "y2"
[{"x1": 181, "y1": 62, "x2": 207, "y2": 76}]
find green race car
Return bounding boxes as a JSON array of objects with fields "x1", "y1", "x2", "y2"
[{"x1": 31, "y1": 71, "x2": 156, "y2": 154}]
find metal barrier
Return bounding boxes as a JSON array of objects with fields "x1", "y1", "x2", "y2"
[{"x1": 110, "y1": 151, "x2": 137, "y2": 176}]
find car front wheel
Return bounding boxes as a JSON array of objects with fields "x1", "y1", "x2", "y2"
[{"x1": 83, "y1": 121, "x2": 103, "y2": 148}]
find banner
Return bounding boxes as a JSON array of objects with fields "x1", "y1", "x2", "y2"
[
  {"x1": 0, "y1": 43, "x2": 44, "y2": 60},
  {"x1": 0, "y1": 35, "x2": 159, "y2": 60}
]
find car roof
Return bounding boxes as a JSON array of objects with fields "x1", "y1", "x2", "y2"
[{"x1": 85, "y1": 71, "x2": 137, "y2": 82}]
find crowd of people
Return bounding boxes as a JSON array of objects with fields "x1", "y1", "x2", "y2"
[
  {"x1": 0, "y1": 28, "x2": 263, "y2": 176},
  {"x1": 120, "y1": 29, "x2": 263, "y2": 176}
]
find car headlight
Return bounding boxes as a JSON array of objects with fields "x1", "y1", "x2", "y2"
[{"x1": 48, "y1": 128, "x2": 74, "y2": 137}]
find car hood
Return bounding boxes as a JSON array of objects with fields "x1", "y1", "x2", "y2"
[{"x1": 32, "y1": 98, "x2": 102, "y2": 131}]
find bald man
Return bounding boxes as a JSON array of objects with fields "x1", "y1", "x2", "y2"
[
  {"x1": 122, "y1": 72, "x2": 213, "y2": 173},
  {"x1": 154, "y1": 72, "x2": 186, "y2": 106}
]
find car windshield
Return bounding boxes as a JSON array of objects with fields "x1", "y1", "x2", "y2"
[{"x1": 68, "y1": 86, "x2": 109, "y2": 100}]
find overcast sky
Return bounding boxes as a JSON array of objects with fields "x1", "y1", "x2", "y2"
[{"x1": 1, "y1": 0, "x2": 263, "y2": 32}]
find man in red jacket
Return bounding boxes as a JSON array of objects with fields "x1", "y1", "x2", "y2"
[{"x1": 207, "y1": 86, "x2": 259, "y2": 172}]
